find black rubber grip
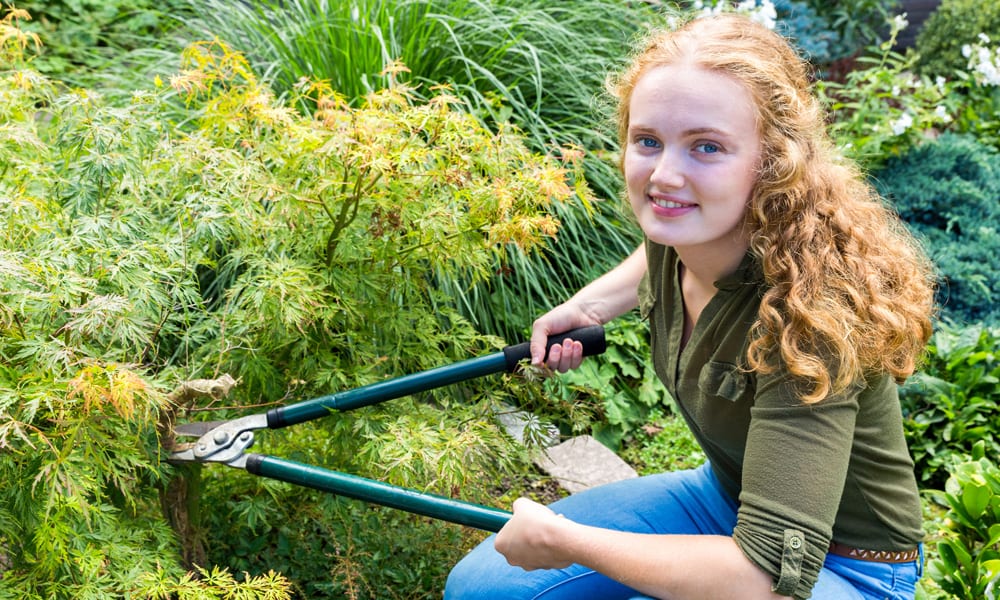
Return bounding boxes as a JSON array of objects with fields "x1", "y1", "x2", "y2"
[
  {"x1": 266, "y1": 407, "x2": 284, "y2": 429},
  {"x1": 245, "y1": 453, "x2": 264, "y2": 475},
  {"x1": 502, "y1": 324, "x2": 606, "y2": 372}
]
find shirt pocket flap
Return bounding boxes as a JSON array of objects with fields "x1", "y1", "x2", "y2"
[{"x1": 698, "y1": 361, "x2": 747, "y2": 402}]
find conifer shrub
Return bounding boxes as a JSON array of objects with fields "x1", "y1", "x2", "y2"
[{"x1": 872, "y1": 133, "x2": 1000, "y2": 325}]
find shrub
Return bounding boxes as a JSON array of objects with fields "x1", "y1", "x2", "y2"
[
  {"x1": 802, "y1": 0, "x2": 897, "y2": 60},
  {"x1": 872, "y1": 133, "x2": 1000, "y2": 325},
  {"x1": 770, "y1": 0, "x2": 843, "y2": 66},
  {"x1": 914, "y1": 0, "x2": 1000, "y2": 79},
  {"x1": 0, "y1": 13, "x2": 574, "y2": 596},
  {"x1": 899, "y1": 324, "x2": 1000, "y2": 489},
  {"x1": 199, "y1": 459, "x2": 485, "y2": 599},
  {"x1": 816, "y1": 15, "x2": 956, "y2": 170},
  {"x1": 177, "y1": 0, "x2": 652, "y2": 351},
  {"x1": 924, "y1": 444, "x2": 1000, "y2": 600},
  {"x1": 14, "y1": 0, "x2": 192, "y2": 84}
]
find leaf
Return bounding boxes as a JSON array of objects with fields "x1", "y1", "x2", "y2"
[{"x1": 963, "y1": 482, "x2": 993, "y2": 521}]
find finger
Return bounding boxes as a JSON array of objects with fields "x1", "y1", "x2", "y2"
[
  {"x1": 530, "y1": 326, "x2": 553, "y2": 365},
  {"x1": 566, "y1": 339, "x2": 584, "y2": 370},
  {"x1": 545, "y1": 343, "x2": 563, "y2": 370},
  {"x1": 553, "y1": 339, "x2": 583, "y2": 373}
]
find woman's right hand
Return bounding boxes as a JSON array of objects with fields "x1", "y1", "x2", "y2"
[
  {"x1": 528, "y1": 244, "x2": 647, "y2": 373},
  {"x1": 529, "y1": 303, "x2": 602, "y2": 373}
]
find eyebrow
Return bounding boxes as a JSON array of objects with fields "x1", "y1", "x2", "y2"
[{"x1": 627, "y1": 124, "x2": 732, "y2": 138}]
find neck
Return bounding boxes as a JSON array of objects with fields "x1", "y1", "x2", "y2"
[{"x1": 674, "y1": 237, "x2": 749, "y2": 288}]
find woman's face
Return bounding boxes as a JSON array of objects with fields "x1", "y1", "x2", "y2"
[{"x1": 623, "y1": 64, "x2": 762, "y2": 258}]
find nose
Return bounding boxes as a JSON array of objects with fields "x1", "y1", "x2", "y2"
[{"x1": 649, "y1": 151, "x2": 684, "y2": 189}]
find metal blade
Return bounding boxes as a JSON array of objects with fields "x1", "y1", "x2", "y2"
[
  {"x1": 173, "y1": 420, "x2": 229, "y2": 437},
  {"x1": 169, "y1": 413, "x2": 268, "y2": 467}
]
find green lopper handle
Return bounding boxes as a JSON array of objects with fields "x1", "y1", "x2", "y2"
[
  {"x1": 266, "y1": 325, "x2": 605, "y2": 429},
  {"x1": 246, "y1": 454, "x2": 512, "y2": 532}
]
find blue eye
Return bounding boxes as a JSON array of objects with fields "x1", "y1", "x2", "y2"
[
  {"x1": 637, "y1": 136, "x2": 660, "y2": 148},
  {"x1": 695, "y1": 142, "x2": 721, "y2": 154}
]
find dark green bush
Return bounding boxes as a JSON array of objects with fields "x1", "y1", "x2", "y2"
[
  {"x1": 872, "y1": 133, "x2": 1000, "y2": 325},
  {"x1": 770, "y1": 0, "x2": 843, "y2": 66},
  {"x1": 802, "y1": 0, "x2": 897, "y2": 60},
  {"x1": 914, "y1": 0, "x2": 1000, "y2": 77},
  {"x1": 16, "y1": 0, "x2": 192, "y2": 83},
  {"x1": 899, "y1": 324, "x2": 1000, "y2": 489}
]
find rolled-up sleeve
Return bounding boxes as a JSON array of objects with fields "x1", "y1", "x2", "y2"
[{"x1": 732, "y1": 372, "x2": 860, "y2": 598}]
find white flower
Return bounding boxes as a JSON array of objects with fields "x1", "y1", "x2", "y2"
[
  {"x1": 962, "y1": 41, "x2": 1000, "y2": 86},
  {"x1": 936, "y1": 76, "x2": 947, "y2": 90},
  {"x1": 729, "y1": 0, "x2": 776, "y2": 29},
  {"x1": 695, "y1": 0, "x2": 724, "y2": 18},
  {"x1": 934, "y1": 105, "x2": 952, "y2": 123},
  {"x1": 890, "y1": 112, "x2": 913, "y2": 136},
  {"x1": 971, "y1": 46, "x2": 1000, "y2": 86},
  {"x1": 979, "y1": 33, "x2": 991, "y2": 44},
  {"x1": 893, "y1": 13, "x2": 909, "y2": 32},
  {"x1": 754, "y1": 0, "x2": 778, "y2": 29},
  {"x1": 981, "y1": 63, "x2": 1000, "y2": 86},
  {"x1": 891, "y1": 85, "x2": 901, "y2": 97}
]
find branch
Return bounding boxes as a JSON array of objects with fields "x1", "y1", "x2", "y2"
[{"x1": 166, "y1": 374, "x2": 238, "y2": 405}]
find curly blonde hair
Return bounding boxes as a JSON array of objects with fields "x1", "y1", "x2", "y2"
[{"x1": 610, "y1": 14, "x2": 936, "y2": 402}]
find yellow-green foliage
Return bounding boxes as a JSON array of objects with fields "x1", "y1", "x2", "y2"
[{"x1": 0, "y1": 6, "x2": 578, "y2": 597}]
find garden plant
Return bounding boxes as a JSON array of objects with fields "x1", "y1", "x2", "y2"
[{"x1": 0, "y1": 8, "x2": 580, "y2": 597}]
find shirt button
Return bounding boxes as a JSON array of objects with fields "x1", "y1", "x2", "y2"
[{"x1": 789, "y1": 536, "x2": 802, "y2": 549}]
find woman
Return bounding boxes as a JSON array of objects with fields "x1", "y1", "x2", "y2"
[{"x1": 445, "y1": 13, "x2": 935, "y2": 600}]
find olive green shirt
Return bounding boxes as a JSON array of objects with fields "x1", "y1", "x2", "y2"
[{"x1": 638, "y1": 241, "x2": 923, "y2": 599}]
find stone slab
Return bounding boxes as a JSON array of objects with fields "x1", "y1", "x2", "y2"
[{"x1": 533, "y1": 435, "x2": 638, "y2": 494}]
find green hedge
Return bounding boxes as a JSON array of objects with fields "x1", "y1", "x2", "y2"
[
  {"x1": 914, "y1": 0, "x2": 1000, "y2": 78},
  {"x1": 873, "y1": 133, "x2": 1000, "y2": 325}
]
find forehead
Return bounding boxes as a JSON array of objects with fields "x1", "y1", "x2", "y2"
[{"x1": 628, "y1": 64, "x2": 758, "y2": 133}]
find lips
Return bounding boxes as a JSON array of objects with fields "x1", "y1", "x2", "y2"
[{"x1": 649, "y1": 194, "x2": 697, "y2": 217}]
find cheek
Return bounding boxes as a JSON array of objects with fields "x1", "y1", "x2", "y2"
[
  {"x1": 622, "y1": 152, "x2": 647, "y2": 189},
  {"x1": 727, "y1": 159, "x2": 760, "y2": 202}
]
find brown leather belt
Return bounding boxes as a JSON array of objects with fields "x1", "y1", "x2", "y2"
[{"x1": 828, "y1": 541, "x2": 920, "y2": 564}]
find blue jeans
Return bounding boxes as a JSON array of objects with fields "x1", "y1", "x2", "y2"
[{"x1": 444, "y1": 464, "x2": 922, "y2": 599}]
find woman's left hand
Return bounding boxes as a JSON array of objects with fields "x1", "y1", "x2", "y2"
[{"x1": 494, "y1": 497, "x2": 574, "y2": 571}]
